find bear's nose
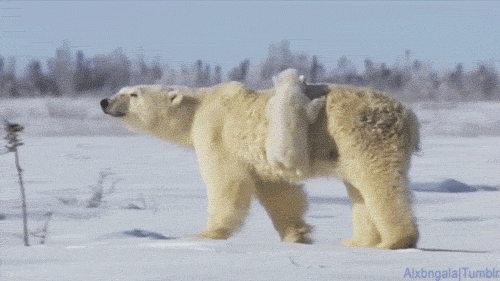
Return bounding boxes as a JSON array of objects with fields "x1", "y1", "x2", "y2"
[{"x1": 100, "y1": 99, "x2": 109, "y2": 111}]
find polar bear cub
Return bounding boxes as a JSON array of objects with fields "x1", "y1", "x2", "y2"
[{"x1": 266, "y1": 68, "x2": 326, "y2": 178}]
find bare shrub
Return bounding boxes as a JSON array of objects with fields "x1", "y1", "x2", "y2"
[{"x1": 2, "y1": 120, "x2": 29, "y2": 246}]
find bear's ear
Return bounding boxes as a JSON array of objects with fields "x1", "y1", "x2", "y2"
[{"x1": 168, "y1": 91, "x2": 183, "y2": 105}]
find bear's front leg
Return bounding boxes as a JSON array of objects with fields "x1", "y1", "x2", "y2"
[
  {"x1": 305, "y1": 96, "x2": 326, "y2": 123},
  {"x1": 194, "y1": 143, "x2": 255, "y2": 240},
  {"x1": 254, "y1": 178, "x2": 312, "y2": 244}
]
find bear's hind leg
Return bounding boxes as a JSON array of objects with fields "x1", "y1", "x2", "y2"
[
  {"x1": 342, "y1": 181, "x2": 381, "y2": 248},
  {"x1": 354, "y1": 173, "x2": 419, "y2": 250},
  {"x1": 254, "y1": 178, "x2": 312, "y2": 244}
]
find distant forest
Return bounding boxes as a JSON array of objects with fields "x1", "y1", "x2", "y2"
[{"x1": 0, "y1": 40, "x2": 498, "y2": 101}]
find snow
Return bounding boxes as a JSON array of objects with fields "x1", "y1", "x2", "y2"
[{"x1": 1, "y1": 98, "x2": 500, "y2": 280}]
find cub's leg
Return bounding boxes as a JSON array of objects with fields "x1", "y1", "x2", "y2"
[
  {"x1": 342, "y1": 181, "x2": 381, "y2": 247},
  {"x1": 195, "y1": 146, "x2": 255, "y2": 240},
  {"x1": 304, "y1": 96, "x2": 326, "y2": 123},
  {"x1": 254, "y1": 178, "x2": 312, "y2": 243}
]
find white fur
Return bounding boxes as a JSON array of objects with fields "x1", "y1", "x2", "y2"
[{"x1": 266, "y1": 69, "x2": 325, "y2": 178}]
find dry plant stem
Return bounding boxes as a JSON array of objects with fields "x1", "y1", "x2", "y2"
[
  {"x1": 15, "y1": 146, "x2": 29, "y2": 246},
  {"x1": 4, "y1": 120, "x2": 29, "y2": 246}
]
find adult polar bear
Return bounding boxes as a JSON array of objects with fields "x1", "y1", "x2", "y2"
[{"x1": 100, "y1": 71, "x2": 420, "y2": 249}]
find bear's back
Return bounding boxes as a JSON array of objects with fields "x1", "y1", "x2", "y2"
[{"x1": 195, "y1": 82, "x2": 336, "y2": 180}]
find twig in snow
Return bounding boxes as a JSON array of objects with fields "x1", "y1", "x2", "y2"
[
  {"x1": 3, "y1": 120, "x2": 29, "y2": 246},
  {"x1": 87, "y1": 169, "x2": 121, "y2": 208}
]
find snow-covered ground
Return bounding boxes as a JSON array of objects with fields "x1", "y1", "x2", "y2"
[{"x1": 1, "y1": 98, "x2": 499, "y2": 280}]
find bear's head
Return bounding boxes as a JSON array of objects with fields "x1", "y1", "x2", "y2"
[
  {"x1": 101, "y1": 85, "x2": 198, "y2": 144},
  {"x1": 101, "y1": 85, "x2": 183, "y2": 118}
]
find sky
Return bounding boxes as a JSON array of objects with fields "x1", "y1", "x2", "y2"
[{"x1": 1, "y1": 1, "x2": 499, "y2": 73}]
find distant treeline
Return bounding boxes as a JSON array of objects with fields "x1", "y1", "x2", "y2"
[{"x1": 0, "y1": 40, "x2": 498, "y2": 101}]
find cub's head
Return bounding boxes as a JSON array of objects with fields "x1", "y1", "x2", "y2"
[
  {"x1": 272, "y1": 68, "x2": 301, "y2": 89},
  {"x1": 101, "y1": 85, "x2": 198, "y2": 142}
]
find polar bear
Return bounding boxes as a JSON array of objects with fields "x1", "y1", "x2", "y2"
[
  {"x1": 100, "y1": 76, "x2": 420, "y2": 249},
  {"x1": 266, "y1": 69, "x2": 325, "y2": 179}
]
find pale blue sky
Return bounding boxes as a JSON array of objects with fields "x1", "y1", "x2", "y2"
[{"x1": 1, "y1": 1, "x2": 499, "y2": 72}]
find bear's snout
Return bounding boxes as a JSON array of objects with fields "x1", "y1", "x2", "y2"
[
  {"x1": 100, "y1": 99, "x2": 109, "y2": 112},
  {"x1": 100, "y1": 98, "x2": 127, "y2": 117}
]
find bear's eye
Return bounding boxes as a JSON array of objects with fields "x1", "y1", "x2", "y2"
[{"x1": 130, "y1": 93, "x2": 138, "y2": 98}]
